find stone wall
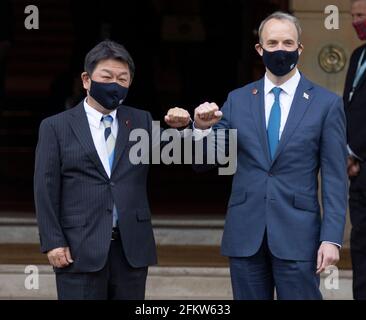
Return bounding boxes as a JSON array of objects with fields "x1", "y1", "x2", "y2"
[
  {"x1": 291, "y1": 0, "x2": 362, "y2": 95},
  {"x1": 291, "y1": 0, "x2": 362, "y2": 246}
]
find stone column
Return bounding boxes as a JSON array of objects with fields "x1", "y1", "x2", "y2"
[{"x1": 291, "y1": 0, "x2": 363, "y2": 246}]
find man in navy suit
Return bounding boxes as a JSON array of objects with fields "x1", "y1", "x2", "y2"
[
  {"x1": 34, "y1": 40, "x2": 190, "y2": 299},
  {"x1": 190, "y1": 12, "x2": 348, "y2": 299},
  {"x1": 344, "y1": 0, "x2": 366, "y2": 300}
]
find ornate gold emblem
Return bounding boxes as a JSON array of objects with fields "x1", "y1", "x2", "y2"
[{"x1": 318, "y1": 45, "x2": 347, "y2": 73}]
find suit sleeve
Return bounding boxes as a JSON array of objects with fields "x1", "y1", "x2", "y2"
[
  {"x1": 34, "y1": 120, "x2": 68, "y2": 253},
  {"x1": 319, "y1": 96, "x2": 348, "y2": 246}
]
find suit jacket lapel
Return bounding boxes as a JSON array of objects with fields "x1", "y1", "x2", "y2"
[
  {"x1": 355, "y1": 46, "x2": 366, "y2": 90},
  {"x1": 111, "y1": 106, "x2": 132, "y2": 174},
  {"x1": 271, "y1": 76, "x2": 314, "y2": 164},
  {"x1": 355, "y1": 70, "x2": 366, "y2": 93},
  {"x1": 349, "y1": 46, "x2": 366, "y2": 103},
  {"x1": 249, "y1": 78, "x2": 271, "y2": 167},
  {"x1": 68, "y1": 102, "x2": 109, "y2": 180}
]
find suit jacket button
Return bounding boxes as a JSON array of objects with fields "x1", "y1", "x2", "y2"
[
  {"x1": 110, "y1": 182, "x2": 115, "y2": 186},
  {"x1": 268, "y1": 172, "x2": 273, "y2": 177}
]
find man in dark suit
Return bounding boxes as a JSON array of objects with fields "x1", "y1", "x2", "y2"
[
  {"x1": 189, "y1": 12, "x2": 348, "y2": 299},
  {"x1": 34, "y1": 40, "x2": 190, "y2": 300},
  {"x1": 344, "y1": 0, "x2": 366, "y2": 300}
]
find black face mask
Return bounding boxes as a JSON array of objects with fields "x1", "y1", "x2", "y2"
[
  {"x1": 262, "y1": 48, "x2": 299, "y2": 76},
  {"x1": 89, "y1": 80, "x2": 129, "y2": 110}
]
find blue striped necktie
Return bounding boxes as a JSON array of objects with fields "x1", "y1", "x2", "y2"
[
  {"x1": 267, "y1": 87, "x2": 282, "y2": 160},
  {"x1": 102, "y1": 115, "x2": 117, "y2": 227},
  {"x1": 102, "y1": 115, "x2": 116, "y2": 169}
]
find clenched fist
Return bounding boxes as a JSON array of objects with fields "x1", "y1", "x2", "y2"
[
  {"x1": 348, "y1": 156, "x2": 360, "y2": 177},
  {"x1": 164, "y1": 107, "x2": 191, "y2": 128},
  {"x1": 194, "y1": 102, "x2": 223, "y2": 130},
  {"x1": 47, "y1": 247, "x2": 74, "y2": 268}
]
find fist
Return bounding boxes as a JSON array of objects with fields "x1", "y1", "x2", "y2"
[
  {"x1": 47, "y1": 247, "x2": 74, "y2": 268},
  {"x1": 194, "y1": 102, "x2": 223, "y2": 130},
  {"x1": 348, "y1": 156, "x2": 360, "y2": 177},
  {"x1": 164, "y1": 107, "x2": 191, "y2": 128}
]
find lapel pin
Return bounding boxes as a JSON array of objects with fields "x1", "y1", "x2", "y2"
[
  {"x1": 303, "y1": 92, "x2": 309, "y2": 100},
  {"x1": 125, "y1": 119, "x2": 131, "y2": 128},
  {"x1": 252, "y1": 88, "x2": 258, "y2": 95}
]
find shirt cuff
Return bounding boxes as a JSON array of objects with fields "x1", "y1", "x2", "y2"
[
  {"x1": 347, "y1": 144, "x2": 363, "y2": 161},
  {"x1": 192, "y1": 122, "x2": 212, "y2": 140},
  {"x1": 322, "y1": 241, "x2": 341, "y2": 249},
  {"x1": 176, "y1": 118, "x2": 193, "y2": 138}
]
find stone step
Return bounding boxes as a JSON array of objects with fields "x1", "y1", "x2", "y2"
[
  {"x1": 0, "y1": 214, "x2": 353, "y2": 270},
  {"x1": 0, "y1": 244, "x2": 229, "y2": 267},
  {"x1": 0, "y1": 265, "x2": 353, "y2": 300},
  {"x1": 0, "y1": 214, "x2": 225, "y2": 246}
]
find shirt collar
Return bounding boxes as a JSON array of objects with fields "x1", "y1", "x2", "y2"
[
  {"x1": 264, "y1": 69, "x2": 301, "y2": 97},
  {"x1": 83, "y1": 98, "x2": 117, "y2": 129}
]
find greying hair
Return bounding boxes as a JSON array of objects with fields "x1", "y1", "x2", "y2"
[{"x1": 258, "y1": 11, "x2": 302, "y2": 44}]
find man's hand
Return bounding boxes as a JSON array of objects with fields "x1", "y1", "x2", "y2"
[
  {"x1": 316, "y1": 242, "x2": 339, "y2": 274},
  {"x1": 194, "y1": 102, "x2": 223, "y2": 130},
  {"x1": 47, "y1": 247, "x2": 74, "y2": 268},
  {"x1": 348, "y1": 156, "x2": 360, "y2": 177},
  {"x1": 164, "y1": 107, "x2": 191, "y2": 128}
]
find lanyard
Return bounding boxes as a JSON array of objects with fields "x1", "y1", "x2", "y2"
[{"x1": 350, "y1": 48, "x2": 366, "y2": 102}]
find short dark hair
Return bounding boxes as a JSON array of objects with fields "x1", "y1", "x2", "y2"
[{"x1": 84, "y1": 40, "x2": 135, "y2": 80}]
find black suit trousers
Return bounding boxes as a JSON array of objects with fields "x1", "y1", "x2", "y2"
[
  {"x1": 55, "y1": 239, "x2": 148, "y2": 300},
  {"x1": 349, "y1": 178, "x2": 366, "y2": 300}
]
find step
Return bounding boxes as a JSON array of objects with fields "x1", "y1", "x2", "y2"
[
  {"x1": 0, "y1": 265, "x2": 353, "y2": 300},
  {"x1": 0, "y1": 244, "x2": 228, "y2": 267},
  {"x1": 0, "y1": 215, "x2": 224, "y2": 246},
  {"x1": 0, "y1": 214, "x2": 353, "y2": 270}
]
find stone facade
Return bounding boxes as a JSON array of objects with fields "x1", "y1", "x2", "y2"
[{"x1": 291, "y1": 0, "x2": 363, "y2": 246}]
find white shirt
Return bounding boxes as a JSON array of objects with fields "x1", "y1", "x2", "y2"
[
  {"x1": 264, "y1": 69, "x2": 301, "y2": 138},
  {"x1": 192, "y1": 69, "x2": 301, "y2": 140},
  {"x1": 84, "y1": 99, "x2": 118, "y2": 177}
]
